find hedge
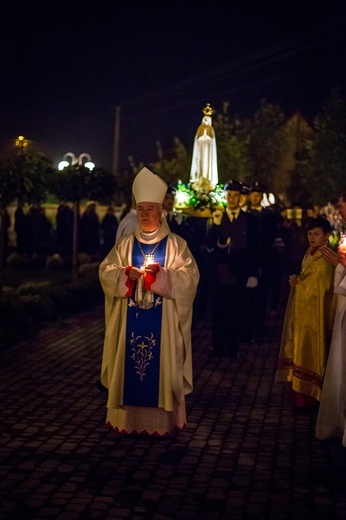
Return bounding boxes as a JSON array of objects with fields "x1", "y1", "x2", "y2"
[{"x1": 0, "y1": 262, "x2": 104, "y2": 350}]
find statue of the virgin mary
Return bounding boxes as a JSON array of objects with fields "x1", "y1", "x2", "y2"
[{"x1": 189, "y1": 103, "x2": 218, "y2": 189}]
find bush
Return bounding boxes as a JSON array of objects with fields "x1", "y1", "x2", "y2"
[
  {"x1": 6, "y1": 253, "x2": 26, "y2": 268},
  {"x1": 48, "y1": 285, "x2": 79, "y2": 313},
  {"x1": 0, "y1": 296, "x2": 33, "y2": 348},
  {"x1": 0, "y1": 262, "x2": 103, "y2": 350},
  {"x1": 17, "y1": 281, "x2": 53, "y2": 296},
  {"x1": 79, "y1": 262, "x2": 99, "y2": 279},
  {"x1": 46, "y1": 253, "x2": 64, "y2": 271},
  {"x1": 18, "y1": 294, "x2": 56, "y2": 322},
  {"x1": 67, "y1": 278, "x2": 103, "y2": 311}
]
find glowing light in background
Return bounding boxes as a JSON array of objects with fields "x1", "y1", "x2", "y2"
[{"x1": 58, "y1": 152, "x2": 95, "y2": 171}]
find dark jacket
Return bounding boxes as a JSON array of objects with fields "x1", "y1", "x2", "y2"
[{"x1": 205, "y1": 210, "x2": 259, "y2": 285}]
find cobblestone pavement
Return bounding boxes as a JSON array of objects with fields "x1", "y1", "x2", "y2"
[{"x1": 1, "y1": 298, "x2": 346, "y2": 520}]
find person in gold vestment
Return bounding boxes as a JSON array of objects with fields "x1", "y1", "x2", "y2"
[{"x1": 275, "y1": 216, "x2": 335, "y2": 410}]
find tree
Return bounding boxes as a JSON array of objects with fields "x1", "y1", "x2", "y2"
[
  {"x1": 276, "y1": 112, "x2": 314, "y2": 206},
  {"x1": 149, "y1": 138, "x2": 191, "y2": 185},
  {"x1": 213, "y1": 102, "x2": 253, "y2": 184},
  {"x1": 0, "y1": 148, "x2": 54, "y2": 294},
  {"x1": 302, "y1": 88, "x2": 346, "y2": 205},
  {"x1": 249, "y1": 99, "x2": 287, "y2": 190},
  {"x1": 52, "y1": 164, "x2": 116, "y2": 277}
]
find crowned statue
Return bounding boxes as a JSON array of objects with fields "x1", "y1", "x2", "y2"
[
  {"x1": 175, "y1": 103, "x2": 223, "y2": 217},
  {"x1": 189, "y1": 103, "x2": 218, "y2": 190}
]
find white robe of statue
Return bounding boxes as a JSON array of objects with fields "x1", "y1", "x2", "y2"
[{"x1": 190, "y1": 112, "x2": 218, "y2": 188}]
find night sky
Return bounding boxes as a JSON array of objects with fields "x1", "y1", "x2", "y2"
[{"x1": 1, "y1": 1, "x2": 345, "y2": 172}]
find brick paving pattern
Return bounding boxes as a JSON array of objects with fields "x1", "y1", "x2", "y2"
[{"x1": 1, "y1": 299, "x2": 346, "y2": 519}]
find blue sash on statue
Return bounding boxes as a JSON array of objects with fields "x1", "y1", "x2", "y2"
[{"x1": 123, "y1": 237, "x2": 167, "y2": 407}]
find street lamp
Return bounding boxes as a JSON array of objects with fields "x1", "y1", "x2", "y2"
[
  {"x1": 58, "y1": 152, "x2": 95, "y2": 171},
  {"x1": 15, "y1": 135, "x2": 29, "y2": 148},
  {"x1": 57, "y1": 152, "x2": 96, "y2": 278}
]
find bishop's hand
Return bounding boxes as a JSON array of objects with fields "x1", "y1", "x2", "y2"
[
  {"x1": 144, "y1": 262, "x2": 160, "y2": 275},
  {"x1": 126, "y1": 266, "x2": 143, "y2": 281}
]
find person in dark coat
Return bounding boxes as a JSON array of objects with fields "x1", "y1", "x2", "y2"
[
  {"x1": 14, "y1": 203, "x2": 26, "y2": 254},
  {"x1": 249, "y1": 182, "x2": 285, "y2": 330},
  {"x1": 162, "y1": 185, "x2": 189, "y2": 239},
  {"x1": 80, "y1": 202, "x2": 100, "y2": 257},
  {"x1": 163, "y1": 185, "x2": 211, "y2": 325},
  {"x1": 205, "y1": 180, "x2": 260, "y2": 358},
  {"x1": 55, "y1": 203, "x2": 74, "y2": 258},
  {"x1": 1, "y1": 208, "x2": 11, "y2": 259},
  {"x1": 101, "y1": 205, "x2": 118, "y2": 257},
  {"x1": 239, "y1": 182, "x2": 251, "y2": 213}
]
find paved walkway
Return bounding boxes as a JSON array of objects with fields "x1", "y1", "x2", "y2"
[{"x1": 1, "y1": 296, "x2": 346, "y2": 520}]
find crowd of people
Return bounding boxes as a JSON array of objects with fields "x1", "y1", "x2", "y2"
[
  {"x1": 3, "y1": 201, "x2": 122, "y2": 263},
  {"x1": 2, "y1": 174, "x2": 345, "y2": 444},
  {"x1": 275, "y1": 193, "x2": 346, "y2": 448},
  {"x1": 2, "y1": 187, "x2": 327, "y2": 280},
  {"x1": 95, "y1": 167, "x2": 346, "y2": 442}
]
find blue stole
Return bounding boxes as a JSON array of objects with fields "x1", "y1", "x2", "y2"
[{"x1": 123, "y1": 237, "x2": 167, "y2": 407}]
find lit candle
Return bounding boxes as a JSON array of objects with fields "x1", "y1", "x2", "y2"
[
  {"x1": 339, "y1": 235, "x2": 346, "y2": 254},
  {"x1": 144, "y1": 254, "x2": 155, "y2": 267}
]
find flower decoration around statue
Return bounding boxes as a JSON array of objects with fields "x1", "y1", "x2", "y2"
[
  {"x1": 174, "y1": 178, "x2": 226, "y2": 218},
  {"x1": 319, "y1": 202, "x2": 346, "y2": 250}
]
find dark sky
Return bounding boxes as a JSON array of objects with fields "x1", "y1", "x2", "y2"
[{"x1": 1, "y1": 1, "x2": 345, "y2": 173}]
